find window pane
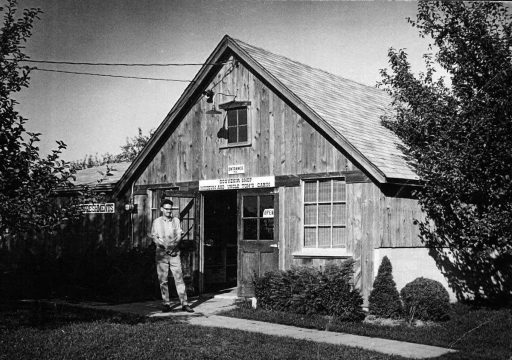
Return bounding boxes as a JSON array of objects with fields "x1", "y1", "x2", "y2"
[
  {"x1": 332, "y1": 227, "x2": 347, "y2": 248},
  {"x1": 259, "y1": 195, "x2": 273, "y2": 215},
  {"x1": 318, "y1": 180, "x2": 331, "y2": 202},
  {"x1": 260, "y1": 219, "x2": 274, "y2": 240},
  {"x1": 243, "y1": 196, "x2": 258, "y2": 217},
  {"x1": 333, "y1": 180, "x2": 346, "y2": 201},
  {"x1": 238, "y1": 108, "x2": 247, "y2": 125},
  {"x1": 304, "y1": 204, "x2": 317, "y2": 225},
  {"x1": 227, "y1": 110, "x2": 237, "y2": 127},
  {"x1": 243, "y1": 219, "x2": 257, "y2": 239},
  {"x1": 304, "y1": 181, "x2": 317, "y2": 202},
  {"x1": 238, "y1": 125, "x2": 248, "y2": 142},
  {"x1": 318, "y1": 227, "x2": 331, "y2": 248},
  {"x1": 318, "y1": 204, "x2": 332, "y2": 225},
  {"x1": 304, "y1": 227, "x2": 316, "y2": 247},
  {"x1": 228, "y1": 126, "x2": 237, "y2": 143},
  {"x1": 332, "y1": 203, "x2": 346, "y2": 225}
]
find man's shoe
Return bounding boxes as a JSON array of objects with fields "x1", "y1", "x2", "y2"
[
  {"x1": 182, "y1": 305, "x2": 194, "y2": 313},
  {"x1": 162, "y1": 304, "x2": 172, "y2": 313}
]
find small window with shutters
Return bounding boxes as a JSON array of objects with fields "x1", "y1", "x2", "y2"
[
  {"x1": 219, "y1": 101, "x2": 251, "y2": 147},
  {"x1": 303, "y1": 178, "x2": 347, "y2": 248},
  {"x1": 227, "y1": 107, "x2": 248, "y2": 144}
]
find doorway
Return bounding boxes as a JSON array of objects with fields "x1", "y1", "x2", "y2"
[{"x1": 203, "y1": 191, "x2": 238, "y2": 292}]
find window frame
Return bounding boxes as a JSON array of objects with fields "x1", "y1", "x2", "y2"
[
  {"x1": 219, "y1": 101, "x2": 251, "y2": 148},
  {"x1": 297, "y1": 178, "x2": 350, "y2": 258}
]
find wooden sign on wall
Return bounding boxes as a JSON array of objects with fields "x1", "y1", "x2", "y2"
[{"x1": 199, "y1": 176, "x2": 275, "y2": 191}]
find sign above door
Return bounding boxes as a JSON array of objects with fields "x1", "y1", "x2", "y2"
[{"x1": 199, "y1": 176, "x2": 275, "y2": 191}]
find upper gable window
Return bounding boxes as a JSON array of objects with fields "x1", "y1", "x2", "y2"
[
  {"x1": 219, "y1": 101, "x2": 251, "y2": 147},
  {"x1": 227, "y1": 107, "x2": 248, "y2": 144}
]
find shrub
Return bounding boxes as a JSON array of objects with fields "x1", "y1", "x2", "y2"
[
  {"x1": 253, "y1": 260, "x2": 365, "y2": 322},
  {"x1": 368, "y1": 256, "x2": 402, "y2": 318},
  {"x1": 400, "y1": 277, "x2": 450, "y2": 322}
]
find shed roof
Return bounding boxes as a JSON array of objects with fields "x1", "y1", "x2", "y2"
[{"x1": 73, "y1": 162, "x2": 132, "y2": 187}]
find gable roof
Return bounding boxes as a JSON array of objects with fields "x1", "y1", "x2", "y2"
[
  {"x1": 114, "y1": 35, "x2": 417, "y2": 196},
  {"x1": 233, "y1": 39, "x2": 417, "y2": 182}
]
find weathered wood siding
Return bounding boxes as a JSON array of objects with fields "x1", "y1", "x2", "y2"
[
  {"x1": 128, "y1": 56, "x2": 425, "y2": 301},
  {"x1": 134, "y1": 59, "x2": 356, "y2": 186}
]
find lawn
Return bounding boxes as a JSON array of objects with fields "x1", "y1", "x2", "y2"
[
  {"x1": 221, "y1": 302, "x2": 512, "y2": 360},
  {"x1": 0, "y1": 301, "x2": 406, "y2": 360}
]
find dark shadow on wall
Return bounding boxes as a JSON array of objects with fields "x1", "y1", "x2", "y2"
[{"x1": 427, "y1": 245, "x2": 512, "y2": 307}]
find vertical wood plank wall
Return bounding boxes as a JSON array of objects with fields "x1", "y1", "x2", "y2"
[
  {"x1": 127, "y1": 57, "x2": 425, "y2": 298},
  {"x1": 134, "y1": 58, "x2": 356, "y2": 186}
]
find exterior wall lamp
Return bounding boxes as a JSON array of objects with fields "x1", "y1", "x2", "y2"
[{"x1": 203, "y1": 90, "x2": 236, "y2": 115}]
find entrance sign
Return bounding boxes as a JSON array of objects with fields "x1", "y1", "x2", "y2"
[
  {"x1": 262, "y1": 209, "x2": 274, "y2": 218},
  {"x1": 228, "y1": 164, "x2": 245, "y2": 174},
  {"x1": 199, "y1": 176, "x2": 275, "y2": 191},
  {"x1": 82, "y1": 203, "x2": 115, "y2": 214}
]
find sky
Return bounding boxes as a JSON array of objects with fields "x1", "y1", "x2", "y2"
[{"x1": 14, "y1": 0, "x2": 435, "y2": 162}]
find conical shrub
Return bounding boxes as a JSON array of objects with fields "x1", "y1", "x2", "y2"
[{"x1": 368, "y1": 256, "x2": 402, "y2": 318}]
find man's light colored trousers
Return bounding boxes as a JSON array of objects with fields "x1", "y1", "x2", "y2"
[{"x1": 156, "y1": 250, "x2": 188, "y2": 305}]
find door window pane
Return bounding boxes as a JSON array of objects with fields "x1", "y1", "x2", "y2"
[
  {"x1": 242, "y1": 194, "x2": 274, "y2": 241},
  {"x1": 260, "y1": 219, "x2": 274, "y2": 240},
  {"x1": 259, "y1": 195, "x2": 273, "y2": 214},
  {"x1": 243, "y1": 219, "x2": 257, "y2": 239},
  {"x1": 243, "y1": 196, "x2": 258, "y2": 217}
]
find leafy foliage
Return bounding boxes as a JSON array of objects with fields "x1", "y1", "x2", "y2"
[
  {"x1": 379, "y1": 0, "x2": 512, "y2": 305},
  {"x1": 400, "y1": 277, "x2": 450, "y2": 322},
  {"x1": 368, "y1": 256, "x2": 402, "y2": 318},
  {"x1": 70, "y1": 127, "x2": 154, "y2": 170},
  {"x1": 254, "y1": 261, "x2": 365, "y2": 321},
  {"x1": 0, "y1": 0, "x2": 89, "y2": 240}
]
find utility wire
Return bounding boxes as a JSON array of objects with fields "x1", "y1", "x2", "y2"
[
  {"x1": 21, "y1": 59, "x2": 231, "y2": 67},
  {"x1": 33, "y1": 68, "x2": 194, "y2": 82}
]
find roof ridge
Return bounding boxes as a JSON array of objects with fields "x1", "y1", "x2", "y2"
[{"x1": 231, "y1": 37, "x2": 385, "y2": 96}]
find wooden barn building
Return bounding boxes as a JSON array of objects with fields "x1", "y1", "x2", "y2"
[{"x1": 77, "y1": 36, "x2": 455, "y2": 303}]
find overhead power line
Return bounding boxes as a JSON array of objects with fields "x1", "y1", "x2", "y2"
[
  {"x1": 22, "y1": 59, "x2": 230, "y2": 67},
  {"x1": 33, "y1": 68, "x2": 194, "y2": 82}
]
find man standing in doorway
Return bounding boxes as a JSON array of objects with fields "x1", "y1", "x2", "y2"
[{"x1": 151, "y1": 199, "x2": 194, "y2": 313}]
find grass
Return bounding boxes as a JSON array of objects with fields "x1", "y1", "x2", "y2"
[
  {"x1": 221, "y1": 302, "x2": 512, "y2": 360},
  {"x1": 0, "y1": 301, "x2": 407, "y2": 360}
]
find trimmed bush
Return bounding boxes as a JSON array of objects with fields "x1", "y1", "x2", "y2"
[
  {"x1": 400, "y1": 277, "x2": 450, "y2": 322},
  {"x1": 253, "y1": 260, "x2": 365, "y2": 322},
  {"x1": 368, "y1": 256, "x2": 402, "y2": 318}
]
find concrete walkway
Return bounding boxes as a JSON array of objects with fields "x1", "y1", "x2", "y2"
[{"x1": 45, "y1": 292, "x2": 456, "y2": 359}]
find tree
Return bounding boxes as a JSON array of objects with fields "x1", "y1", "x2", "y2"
[
  {"x1": 117, "y1": 127, "x2": 154, "y2": 162},
  {"x1": 70, "y1": 127, "x2": 153, "y2": 170},
  {"x1": 368, "y1": 256, "x2": 402, "y2": 318},
  {"x1": 379, "y1": 1, "x2": 512, "y2": 305},
  {"x1": 0, "y1": 0, "x2": 81, "y2": 240}
]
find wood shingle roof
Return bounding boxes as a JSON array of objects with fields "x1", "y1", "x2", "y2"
[{"x1": 233, "y1": 38, "x2": 418, "y2": 181}]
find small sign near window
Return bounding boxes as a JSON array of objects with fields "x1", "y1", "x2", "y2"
[
  {"x1": 262, "y1": 209, "x2": 274, "y2": 218},
  {"x1": 228, "y1": 164, "x2": 245, "y2": 174},
  {"x1": 82, "y1": 203, "x2": 115, "y2": 213}
]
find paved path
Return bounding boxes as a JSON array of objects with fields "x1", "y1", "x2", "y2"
[
  {"x1": 42, "y1": 295, "x2": 456, "y2": 359},
  {"x1": 187, "y1": 315, "x2": 456, "y2": 359}
]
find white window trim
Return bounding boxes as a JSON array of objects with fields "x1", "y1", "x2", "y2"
[
  {"x1": 296, "y1": 178, "x2": 352, "y2": 258},
  {"x1": 219, "y1": 101, "x2": 252, "y2": 149}
]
